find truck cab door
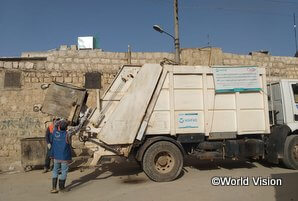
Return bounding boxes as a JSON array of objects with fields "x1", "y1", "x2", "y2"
[{"x1": 289, "y1": 82, "x2": 298, "y2": 122}]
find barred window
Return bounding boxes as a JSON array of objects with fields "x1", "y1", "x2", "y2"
[
  {"x1": 85, "y1": 72, "x2": 101, "y2": 89},
  {"x1": 4, "y1": 71, "x2": 21, "y2": 88}
]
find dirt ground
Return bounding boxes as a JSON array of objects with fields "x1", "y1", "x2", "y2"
[{"x1": 0, "y1": 157, "x2": 297, "y2": 201}]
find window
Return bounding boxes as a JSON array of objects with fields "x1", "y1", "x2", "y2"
[
  {"x1": 291, "y1": 84, "x2": 298, "y2": 103},
  {"x1": 85, "y1": 72, "x2": 101, "y2": 89},
  {"x1": 4, "y1": 71, "x2": 21, "y2": 88}
]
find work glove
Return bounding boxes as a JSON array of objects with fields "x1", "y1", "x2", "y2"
[{"x1": 47, "y1": 144, "x2": 51, "y2": 149}]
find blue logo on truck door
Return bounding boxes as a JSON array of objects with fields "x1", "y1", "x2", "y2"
[{"x1": 178, "y1": 113, "x2": 199, "y2": 128}]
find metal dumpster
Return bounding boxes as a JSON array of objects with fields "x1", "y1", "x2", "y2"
[{"x1": 20, "y1": 137, "x2": 47, "y2": 171}]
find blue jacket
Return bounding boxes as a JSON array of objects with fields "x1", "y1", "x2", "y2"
[{"x1": 50, "y1": 129, "x2": 72, "y2": 161}]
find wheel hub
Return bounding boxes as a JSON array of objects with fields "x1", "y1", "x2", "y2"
[
  {"x1": 154, "y1": 152, "x2": 175, "y2": 173},
  {"x1": 293, "y1": 144, "x2": 298, "y2": 160},
  {"x1": 157, "y1": 156, "x2": 168, "y2": 166}
]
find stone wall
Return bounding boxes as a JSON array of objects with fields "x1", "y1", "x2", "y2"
[
  {"x1": 0, "y1": 49, "x2": 174, "y2": 171},
  {"x1": 180, "y1": 47, "x2": 298, "y2": 81},
  {"x1": 0, "y1": 46, "x2": 298, "y2": 171}
]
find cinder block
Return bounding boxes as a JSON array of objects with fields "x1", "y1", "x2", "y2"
[
  {"x1": 223, "y1": 59, "x2": 230, "y2": 65},
  {"x1": 58, "y1": 50, "x2": 66, "y2": 57},
  {"x1": 65, "y1": 58, "x2": 72, "y2": 62},
  {"x1": 78, "y1": 50, "x2": 88, "y2": 58},
  {"x1": 55, "y1": 77, "x2": 63, "y2": 82},
  {"x1": 105, "y1": 52, "x2": 116, "y2": 58},
  {"x1": 54, "y1": 63, "x2": 60, "y2": 70},
  {"x1": 57, "y1": 58, "x2": 65, "y2": 63},
  {"x1": 70, "y1": 45, "x2": 77, "y2": 50},
  {"x1": 36, "y1": 72, "x2": 43, "y2": 78},
  {"x1": 24, "y1": 77, "x2": 31, "y2": 83},
  {"x1": 100, "y1": 58, "x2": 110, "y2": 64},
  {"x1": 25, "y1": 62, "x2": 34, "y2": 69},
  {"x1": 84, "y1": 58, "x2": 90, "y2": 63},
  {"x1": 73, "y1": 58, "x2": 80, "y2": 63},
  {"x1": 72, "y1": 77, "x2": 79, "y2": 83},
  {"x1": 47, "y1": 56, "x2": 55, "y2": 62},
  {"x1": 223, "y1": 53, "x2": 233, "y2": 59},
  {"x1": 116, "y1": 52, "x2": 126, "y2": 59},
  {"x1": 12, "y1": 62, "x2": 18, "y2": 68},
  {"x1": 44, "y1": 77, "x2": 52, "y2": 83},
  {"x1": 36, "y1": 62, "x2": 45, "y2": 70},
  {"x1": 4, "y1": 62, "x2": 12, "y2": 69},
  {"x1": 89, "y1": 51, "x2": 97, "y2": 57},
  {"x1": 60, "y1": 45, "x2": 68, "y2": 51},
  {"x1": 79, "y1": 64, "x2": 87, "y2": 72},
  {"x1": 64, "y1": 77, "x2": 72, "y2": 83},
  {"x1": 96, "y1": 51, "x2": 105, "y2": 57},
  {"x1": 31, "y1": 77, "x2": 39, "y2": 83},
  {"x1": 78, "y1": 76, "x2": 85, "y2": 83},
  {"x1": 91, "y1": 58, "x2": 100, "y2": 63},
  {"x1": 46, "y1": 62, "x2": 54, "y2": 70},
  {"x1": 61, "y1": 63, "x2": 70, "y2": 71}
]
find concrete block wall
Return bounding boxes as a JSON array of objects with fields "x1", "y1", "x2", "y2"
[
  {"x1": 180, "y1": 47, "x2": 298, "y2": 81},
  {"x1": 222, "y1": 52, "x2": 298, "y2": 81},
  {"x1": 1, "y1": 47, "x2": 298, "y2": 171},
  {"x1": 0, "y1": 49, "x2": 174, "y2": 171}
]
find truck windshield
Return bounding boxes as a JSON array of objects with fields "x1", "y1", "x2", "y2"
[{"x1": 291, "y1": 84, "x2": 298, "y2": 103}]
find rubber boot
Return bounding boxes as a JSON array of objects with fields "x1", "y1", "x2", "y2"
[
  {"x1": 42, "y1": 167, "x2": 49, "y2": 173},
  {"x1": 50, "y1": 178, "x2": 58, "y2": 193},
  {"x1": 59, "y1": 179, "x2": 66, "y2": 192}
]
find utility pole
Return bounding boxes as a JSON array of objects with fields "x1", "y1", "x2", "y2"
[
  {"x1": 174, "y1": 0, "x2": 180, "y2": 64},
  {"x1": 294, "y1": 13, "x2": 298, "y2": 57}
]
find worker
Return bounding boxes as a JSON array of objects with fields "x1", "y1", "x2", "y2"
[
  {"x1": 43, "y1": 117, "x2": 58, "y2": 173},
  {"x1": 50, "y1": 119, "x2": 72, "y2": 193}
]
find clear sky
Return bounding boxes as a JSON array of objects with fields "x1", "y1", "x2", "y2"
[{"x1": 0, "y1": 0, "x2": 297, "y2": 57}]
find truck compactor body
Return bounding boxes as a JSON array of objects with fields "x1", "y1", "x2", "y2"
[{"x1": 42, "y1": 64, "x2": 298, "y2": 182}]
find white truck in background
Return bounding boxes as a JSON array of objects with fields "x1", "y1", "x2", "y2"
[{"x1": 41, "y1": 64, "x2": 298, "y2": 182}]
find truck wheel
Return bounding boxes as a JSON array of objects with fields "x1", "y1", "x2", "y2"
[
  {"x1": 142, "y1": 141, "x2": 183, "y2": 182},
  {"x1": 282, "y1": 135, "x2": 298, "y2": 169}
]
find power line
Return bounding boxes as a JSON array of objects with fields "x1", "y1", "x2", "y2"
[
  {"x1": 179, "y1": 4, "x2": 294, "y2": 17},
  {"x1": 263, "y1": 0, "x2": 298, "y2": 4}
]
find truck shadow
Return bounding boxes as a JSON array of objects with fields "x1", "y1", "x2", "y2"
[
  {"x1": 184, "y1": 156, "x2": 257, "y2": 171},
  {"x1": 66, "y1": 158, "x2": 144, "y2": 191},
  {"x1": 257, "y1": 160, "x2": 286, "y2": 169},
  {"x1": 66, "y1": 156, "x2": 260, "y2": 191},
  {"x1": 271, "y1": 172, "x2": 298, "y2": 201},
  {"x1": 67, "y1": 156, "x2": 279, "y2": 191}
]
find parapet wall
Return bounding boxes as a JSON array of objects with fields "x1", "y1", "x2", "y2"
[{"x1": 180, "y1": 48, "x2": 298, "y2": 81}]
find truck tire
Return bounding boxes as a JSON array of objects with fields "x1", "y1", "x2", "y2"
[
  {"x1": 142, "y1": 141, "x2": 183, "y2": 182},
  {"x1": 282, "y1": 135, "x2": 298, "y2": 170}
]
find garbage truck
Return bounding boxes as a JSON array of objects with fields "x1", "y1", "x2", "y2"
[{"x1": 41, "y1": 64, "x2": 298, "y2": 182}]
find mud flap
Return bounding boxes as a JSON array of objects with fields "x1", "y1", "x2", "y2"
[{"x1": 266, "y1": 125, "x2": 291, "y2": 164}]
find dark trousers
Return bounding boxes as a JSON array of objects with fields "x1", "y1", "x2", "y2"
[{"x1": 44, "y1": 148, "x2": 51, "y2": 169}]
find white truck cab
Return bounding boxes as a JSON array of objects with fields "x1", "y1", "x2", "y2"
[{"x1": 269, "y1": 79, "x2": 298, "y2": 132}]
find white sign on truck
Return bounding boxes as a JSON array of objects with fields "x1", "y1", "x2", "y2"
[
  {"x1": 178, "y1": 113, "x2": 199, "y2": 128},
  {"x1": 213, "y1": 67, "x2": 261, "y2": 93}
]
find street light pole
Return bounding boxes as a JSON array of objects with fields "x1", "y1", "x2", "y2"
[
  {"x1": 174, "y1": 0, "x2": 180, "y2": 64},
  {"x1": 153, "y1": 0, "x2": 180, "y2": 64},
  {"x1": 294, "y1": 13, "x2": 298, "y2": 57}
]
